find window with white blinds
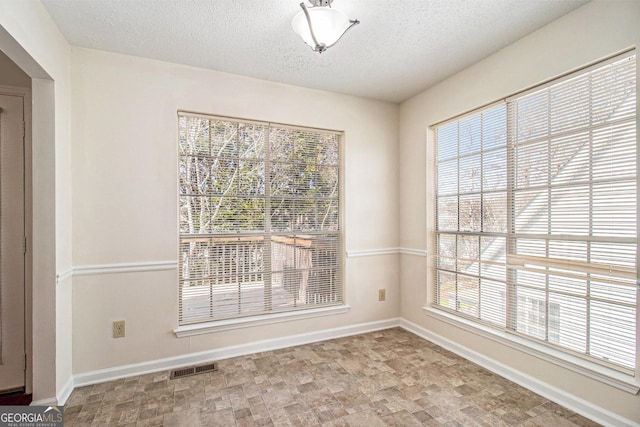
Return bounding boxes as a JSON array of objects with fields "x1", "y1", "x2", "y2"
[
  {"x1": 434, "y1": 51, "x2": 637, "y2": 372},
  {"x1": 178, "y1": 113, "x2": 342, "y2": 325}
]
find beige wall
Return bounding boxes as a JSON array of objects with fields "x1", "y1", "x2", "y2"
[
  {"x1": 399, "y1": 0, "x2": 640, "y2": 423},
  {"x1": 0, "y1": 0, "x2": 72, "y2": 403},
  {"x1": 70, "y1": 47, "x2": 400, "y2": 373}
]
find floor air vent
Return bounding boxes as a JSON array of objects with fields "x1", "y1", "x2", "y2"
[{"x1": 170, "y1": 362, "x2": 217, "y2": 379}]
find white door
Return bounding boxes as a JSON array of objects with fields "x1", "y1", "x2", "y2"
[{"x1": 0, "y1": 94, "x2": 25, "y2": 393}]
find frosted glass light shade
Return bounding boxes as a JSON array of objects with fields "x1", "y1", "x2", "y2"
[{"x1": 291, "y1": 6, "x2": 353, "y2": 50}]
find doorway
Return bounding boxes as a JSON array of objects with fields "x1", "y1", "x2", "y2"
[{"x1": 0, "y1": 92, "x2": 25, "y2": 394}]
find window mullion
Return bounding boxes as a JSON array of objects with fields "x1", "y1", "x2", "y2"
[
  {"x1": 506, "y1": 101, "x2": 517, "y2": 332},
  {"x1": 235, "y1": 123, "x2": 242, "y2": 316},
  {"x1": 208, "y1": 121, "x2": 215, "y2": 319},
  {"x1": 264, "y1": 126, "x2": 272, "y2": 312},
  {"x1": 586, "y1": 72, "x2": 594, "y2": 357},
  {"x1": 455, "y1": 122, "x2": 460, "y2": 313},
  {"x1": 545, "y1": 89, "x2": 551, "y2": 343},
  {"x1": 479, "y1": 113, "x2": 484, "y2": 317},
  {"x1": 636, "y1": 64, "x2": 640, "y2": 378}
]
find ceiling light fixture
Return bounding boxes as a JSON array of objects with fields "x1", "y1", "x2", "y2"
[{"x1": 291, "y1": 0, "x2": 360, "y2": 54}]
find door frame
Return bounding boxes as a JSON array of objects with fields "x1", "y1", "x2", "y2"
[{"x1": 0, "y1": 84, "x2": 32, "y2": 395}]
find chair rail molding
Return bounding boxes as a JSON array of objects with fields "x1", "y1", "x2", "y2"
[{"x1": 57, "y1": 260, "x2": 178, "y2": 283}]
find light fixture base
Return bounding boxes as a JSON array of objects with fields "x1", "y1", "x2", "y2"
[{"x1": 309, "y1": 0, "x2": 333, "y2": 7}]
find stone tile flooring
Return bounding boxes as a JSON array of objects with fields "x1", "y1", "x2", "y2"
[{"x1": 64, "y1": 328, "x2": 601, "y2": 426}]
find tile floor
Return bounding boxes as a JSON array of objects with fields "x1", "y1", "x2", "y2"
[{"x1": 64, "y1": 327, "x2": 600, "y2": 426}]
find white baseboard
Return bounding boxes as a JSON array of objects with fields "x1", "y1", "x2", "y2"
[
  {"x1": 56, "y1": 376, "x2": 74, "y2": 406},
  {"x1": 399, "y1": 318, "x2": 640, "y2": 427},
  {"x1": 30, "y1": 397, "x2": 57, "y2": 407},
  {"x1": 30, "y1": 376, "x2": 74, "y2": 407},
  {"x1": 73, "y1": 317, "x2": 402, "y2": 388}
]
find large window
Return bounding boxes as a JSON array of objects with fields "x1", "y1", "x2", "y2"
[
  {"x1": 434, "y1": 52, "x2": 637, "y2": 372},
  {"x1": 178, "y1": 113, "x2": 342, "y2": 325}
]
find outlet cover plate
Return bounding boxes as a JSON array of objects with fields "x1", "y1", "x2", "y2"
[{"x1": 113, "y1": 320, "x2": 126, "y2": 338}]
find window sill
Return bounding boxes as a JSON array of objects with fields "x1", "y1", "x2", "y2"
[
  {"x1": 423, "y1": 306, "x2": 639, "y2": 394},
  {"x1": 174, "y1": 305, "x2": 351, "y2": 337}
]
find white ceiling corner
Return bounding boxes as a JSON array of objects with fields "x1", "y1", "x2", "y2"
[{"x1": 41, "y1": 0, "x2": 589, "y2": 103}]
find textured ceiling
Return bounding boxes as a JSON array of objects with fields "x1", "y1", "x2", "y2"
[{"x1": 41, "y1": 0, "x2": 588, "y2": 103}]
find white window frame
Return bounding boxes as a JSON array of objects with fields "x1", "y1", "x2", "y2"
[
  {"x1": 175, "y1": 112, "x2": 347, "y2": 335},
  {"x1": 427, "y1": 50, "x2": 640, "y2": 393}
]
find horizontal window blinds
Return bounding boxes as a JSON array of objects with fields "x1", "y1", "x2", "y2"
[
  {"x1": 178, "y1": 114, "x2": 343, "y2": 324},
  {"x1": 436, "y1": 103, "x2": 509, "y2": 327},
  {"x1": 434, "y1": 52, "x2": 637, "y2": 371}
]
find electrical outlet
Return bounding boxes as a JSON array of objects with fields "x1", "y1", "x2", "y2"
[
  {"x1": 113, "y1": 320, "x2": 126, "y2": 338},
  {"x1": 378, "y1": 289, "x2": 386, "y2": 302}
]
